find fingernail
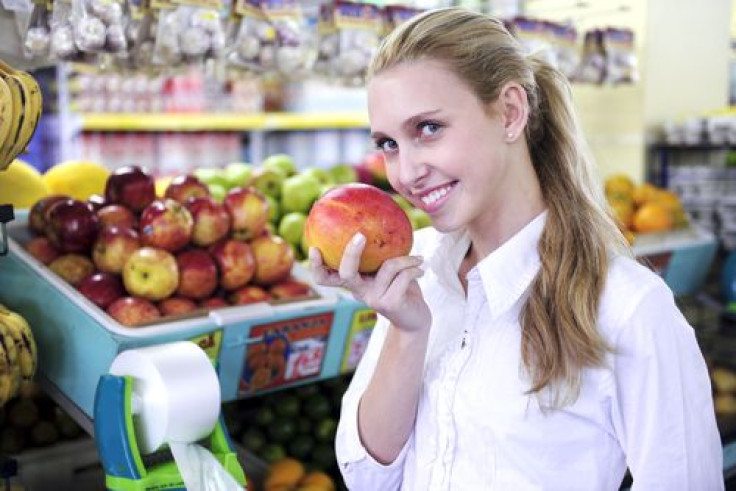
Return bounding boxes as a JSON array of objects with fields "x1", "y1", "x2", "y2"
[{"x1": 352, "y1": 233, "x2": 365, "y2": 245}]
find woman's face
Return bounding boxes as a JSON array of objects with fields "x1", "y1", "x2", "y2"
[{"x1": 367, "y1": 59, "x2": 515, "y2": 234}]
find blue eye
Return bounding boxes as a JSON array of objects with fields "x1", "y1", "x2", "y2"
[
  {"x1": 375, "y1": 138, "x2": 398, "y2": 153},
  {"x1": 419, "y1": 121, "x2": 442, "y2": 137}
]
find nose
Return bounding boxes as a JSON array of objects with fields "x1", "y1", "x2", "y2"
[{"x1": 396, "y1": 146, "x2": 429, "y2": 189}]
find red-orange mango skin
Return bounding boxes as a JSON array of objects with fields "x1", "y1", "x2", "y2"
[{"x1": 304, "y1": 183, "x2": 413, "y2": 273}]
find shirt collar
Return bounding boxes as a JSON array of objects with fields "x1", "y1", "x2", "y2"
[{"x1": 474, "y1": 211, "x2": 546, "y2": 317}]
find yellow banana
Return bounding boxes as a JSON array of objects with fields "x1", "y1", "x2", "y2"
[
  {"x1": 0, "y1": 71, "x2": 23, "y2": 168},
  {"x1": 0, "y1": 321, "x2": 21, "y2": 399},
  {"x1": 0, "y1": 334, "x2": 14, "y2": 407},
  {"x1": 0, "y1": 77, "x2": 13, "y2": 165},
  {"x1": 0, "y1": 308, "x2": 37, "y2": 380},
  {"x1": 9, "y1": 71, "x2": 42, "y2": 162}
]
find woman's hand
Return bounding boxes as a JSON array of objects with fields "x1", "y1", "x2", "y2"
[{"x1": 309, "y1": 232, "x2": 431, "y2": 332}]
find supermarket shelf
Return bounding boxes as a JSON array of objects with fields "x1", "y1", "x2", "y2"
[{"x1": 78, "y1": 111, "x2": 370, "y2": 132}]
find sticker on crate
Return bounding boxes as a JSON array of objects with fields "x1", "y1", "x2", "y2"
[
  {"x1": 341, "y1": 308, "x2": 377, "y2": 373},
  {"x1": 239, "y1": 312, "x2": 334, "y2": 395},
  {"x1": 189, "y1": 329, "x2": 224, "y2": 361}
]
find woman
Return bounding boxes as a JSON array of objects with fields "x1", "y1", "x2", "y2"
[{"x1": 309, "y1": 7, "x2": 722, "y2": 490}]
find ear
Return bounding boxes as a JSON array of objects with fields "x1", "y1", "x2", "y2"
[{"x1": 498, "y1": 82, "x2": 529, "y2": 143}]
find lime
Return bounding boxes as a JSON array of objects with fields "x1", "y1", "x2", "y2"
[
  {"x1": 254, "y1": 406, "x2": 275, "y2": 428},
  {"x1": 296, "y1": 417, "x2": 313, "y2": 435},
  {"x1": 240, "y1": 427, "x2": 266, "y2": 454},
  {"x1": 312, "y1": 443, "x2": 336, "y2": 470},
  {"x1": 273, "y1": 393, "x2": 301, "y2": 419},
  {"x1": 295, "y1": 383, "x2": 320, "y2": 400},
  {"x1": 304, "y1": 394, "x2": 331, "y2": 421},
  {"x1": 314, "y1": 418, "x2": 338, "y2": 443},
  {"x1": 288, "y1": 434, "x2": 315, "y2": 460},
  {"x1": 261, "y1": 443, "x2": 287, "y2": 464},
  {"x1": 267, "y1": 418, "x2": 297, "y2": 443}
]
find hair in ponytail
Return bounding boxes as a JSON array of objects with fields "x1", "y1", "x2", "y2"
[{"x1": 370, "y1": 7, "x2": 631, "y2": 406}]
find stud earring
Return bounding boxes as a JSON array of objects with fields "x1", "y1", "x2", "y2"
[{"x1": 507, "y1": 132, "x2": 513, "y2": 139}]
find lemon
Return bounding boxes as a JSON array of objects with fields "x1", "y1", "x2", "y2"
[
  {"x1": 42, "y1": 160, "x2": 110, "y2": 201},
  {"x1": 0, "y1": 159, "x2": 49, "y2": 209}
]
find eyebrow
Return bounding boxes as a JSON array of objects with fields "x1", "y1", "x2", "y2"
[{"x1": 370, "y1": 109, "x2": 443, "y2": 140}]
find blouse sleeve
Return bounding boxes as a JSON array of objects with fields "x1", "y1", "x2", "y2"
[
  {"x1": 610, "y1": 280, "x2": 723, "y2": 489},
  {"x1": 334, "y1": 314, "x2": 412, "y2": 491}
]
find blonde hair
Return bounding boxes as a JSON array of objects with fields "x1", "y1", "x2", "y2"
[{"x1": 370, "y1": 7, "x2": 631, "y2": 406}]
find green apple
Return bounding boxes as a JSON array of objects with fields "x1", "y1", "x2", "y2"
[
  {"x1": 328, "y1": 164, "x2": 358, "y2": 184},
  {"x1": 301, "y1": 167, "x2": 333, "y2": 186},
  {"x1": 194, "y1": 168, "x2": 229, "y2": 188},
  {"x1": 319, "y1": 183, "x2": 336, "y2": 197},
  {"x1": 265, "y1": 194, "x2": 281, "y2": 224},
  {"x1": 280, "y1": 174, "x2": 321, "y2": 214},
  {"x1": 408, "y1": 207, "x2": 432, "y2": 229},
  {"x1": 208, "y1": 184, "x2": 227, "y2": 203},
  {"x1": 262, "y1": 154, "x2": 297, "y2": 178},
  {"x1": 300, "y1": 230, "x2": 310, "y2": 259},
  {"x1": 278, "y1": 212, "x2": 307, "y2": 247},
  {"x1": 392, "y1": 194, "x2": 413, "y2": 213},
  {"x1": 224, "y1": 162, "x2": 253, "y2": 190},
  {"x1": 251, "y1": 168, "x2": 285, "y2": 200}
]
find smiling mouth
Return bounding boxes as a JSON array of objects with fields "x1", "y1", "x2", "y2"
[{"x1": 417, "y1": 181, "x2": 457, "y2": 211}]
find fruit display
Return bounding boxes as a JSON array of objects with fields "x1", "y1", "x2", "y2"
[
  {"x1": 604, "y1": 174, "x2": 689, "y2": 243},
  {"x1": 0, "y1": 385, "x2": 86, "y2": 456},
  {"x1": 190, "y1": 152, "x2": 430, "y2": 264},
  {"x1": 712, "y1": 365, "x2": 736, "y2": 417},
  {"x1": 223, "y1": 374, "x2": 350, "y2": 491},
  {"x1": 0, "y1": 59, "x2": 42, "y2": 172},
  {"x1": 0, "y1": 304, "x2": 38, "y2": 408},
  {"x1": 22, "y1": 165, "x2": 318, "y2": 328}
]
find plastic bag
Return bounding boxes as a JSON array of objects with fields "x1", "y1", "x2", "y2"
[{"x1": 24, "y1": 0, "x2": 52, "y2": 58}]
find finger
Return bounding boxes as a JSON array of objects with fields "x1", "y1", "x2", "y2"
[
  {"x1": 372, "y1": 255, "x2": 424, "y2": 293},
  {"x1": 309, "y1": 247, "x2": 342, "y2": 286},
  {"x1": 338, "y1": 232, "x2": 366, "y2": 282},
  {"x1": 380, "y1": 266, "x2": 425, "y2": 304}
]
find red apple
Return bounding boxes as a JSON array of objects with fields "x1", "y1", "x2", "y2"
[
  {"x1": 250, "y1": 235, "x2": 294, "y2": 285},
  {"x1": 209, "y1": 239, "x2": 256, "y2": 291},
  {"x1": 48, "y1": 254, "x2": 96, "y2": 286},
  {"x1": 105, "y1": 166, "x2": 156, "y2": 213},
  {"x1": 92, "y1": 226, "x2": 141, "y2": 274},
  {"x1": 199, "y1": 296, "x2": 228, "y2": 309},
  {"x1": 185, "y1": 196, "x2": 231, "y2": 247},
  {"x1": 87, "y1": 193, "x2": 108, "y2": 211},
  {"x1": 45, "y1": 199, "x2": 100, "y2": 253},
  {"x1": 223, "y1": 187, "x2": 269, "y2": 241},
  {"x1": 305, "y1": 183, "x2": 413, "y2": 273},
  {"x1": 158, "y1": 296, "x2": 198, "y2": 317},
  {"x1": 24, "y1": 236, "x2": 60, "y2": 264},
  {"x1": 107, "y1": 297, "x2": 161, "y2": 327},
  {"x1": 122, "y1": 247, "x2": 179, "y2": 301},
  {"x1": 164, "y1": 174, "x2": 210, "y2": 203},
  {"x1": 28, "y1": 195, "x2": 69, "y2": 235},
  {"x1": 97, "y1": 204, "x2": 138, "y2": 230},
  {"x1": 362, "y1": 152, "x2": 391, "y2": 191},
  {"x1": 269, "y1": 278, "x2": 313, "y2": 301},
  {"x1": 139, "y1": 199, "x2": 194, "y2": 252},
  {"x1": 176, "y1": 249, "x2": 218, "y2": 300},
  {"x1": 77, "y1": 272, "x2": 124, "y2": 309},
  {"x1": 228, "y1": 285, "x2": 271, "y2": 305}
]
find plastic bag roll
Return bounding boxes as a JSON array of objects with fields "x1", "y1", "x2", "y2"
[{"x1": 108, "y1": 341, "x2": 221, "y2": 455}]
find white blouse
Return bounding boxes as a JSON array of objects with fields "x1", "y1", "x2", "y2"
[{"x1": 335, "y1": 212, "x2": 723, "y2": 490}]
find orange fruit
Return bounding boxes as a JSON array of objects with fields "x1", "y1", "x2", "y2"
[
  {"x1": 608, "y1": 199, "x2": 635, "y2": 230},
  {"x1": 633, "y1": 202, "x2": 673, "y2": 233},
  {"x1": 652, "y1": 189, "x2": 682, "y2": 212},
  {"x1": 265, "y1": 458, "x2": 306, "y2": 490},
  {"x1": 300, "y1": 471, "x2": 335, "y2": 491},
  {"x1": 632, "y1": 183, "x2": 659, "y2": 207},
  {"x1": 604, "y1": 174, "x2": 635, "y2": 198}
]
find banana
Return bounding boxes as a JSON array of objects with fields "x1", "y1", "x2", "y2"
[
  {"x1": 0, "y1": 308, "x2": 37, "y2": 381},
  {"x1": 0, "y1": 71, "x2": 23, "y2": 168},
  {"x1": 0, "y1": 333, "x2": 14, "y2": 407},
  {"x1": 13, "y1": 71, "x2": 42, "y2": 160},
  {"x1": 0, "y1": 77, "x2": 13, "y2": 165},
  {"x1": 0, "y1": 321, "x2": 22, "y2": 400}
]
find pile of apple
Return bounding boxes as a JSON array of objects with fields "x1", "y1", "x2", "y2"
[
  {"x1": 23, "y1": 166, "x2": 315, "y2": 327},
  {"x1": 192, "y1": 152, "x2": 430, "y2": 261}
]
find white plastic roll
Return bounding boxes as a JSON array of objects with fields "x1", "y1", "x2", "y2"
[{"x1": 108, "y1": 341, "x2": 221, "y2": 455}]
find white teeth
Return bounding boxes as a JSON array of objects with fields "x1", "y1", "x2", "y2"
[{"x1": 420, "y1": 185, "x2": 452, "y2": 206}]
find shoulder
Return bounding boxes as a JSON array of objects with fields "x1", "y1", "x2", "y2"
[{"x1": 598, "y1": 255, "x2": 674, "y2": 335}]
